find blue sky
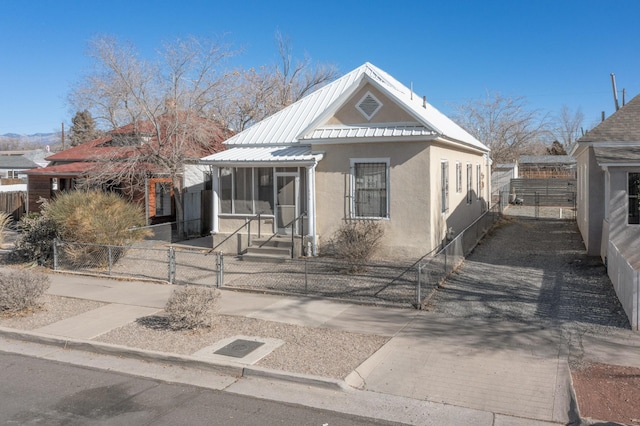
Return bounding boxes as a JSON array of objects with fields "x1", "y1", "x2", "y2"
[{"x1": 1, "y1": 0, "x2": 639, "y2": 135}]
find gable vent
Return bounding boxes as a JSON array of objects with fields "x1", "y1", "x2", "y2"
[{"x1": 356, "y1": 91, "x2": 383, "y2": 120}]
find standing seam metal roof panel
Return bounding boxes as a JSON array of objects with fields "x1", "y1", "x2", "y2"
[{"x1": 222, "y1": 62, "x2": 488, "y2": 152}]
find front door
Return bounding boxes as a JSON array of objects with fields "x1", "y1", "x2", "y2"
[{"x1": 275, "y1": 173, "x2": 299, "y2": 235}]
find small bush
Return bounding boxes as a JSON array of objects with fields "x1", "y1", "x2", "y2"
[
  {"x1": 0, "y1": 212, "x2": 12, "y2": 246},
  {"x1": 0, "y1": 270, "x2": 50, "y2": 314},
  {"x1": 164, "y1": 286, "x2": 221, "y2": 330},
  {"x1": 332, "y1": 220, "x2": 385, "y2": 272},
  {"x1": 47, "y1": 190, "x2": 150, "y2": 245},
  {"x1": 11, "y1": 212, "x2": 59, "y2": 266}
]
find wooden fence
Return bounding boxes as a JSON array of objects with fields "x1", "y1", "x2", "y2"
[{"x1": 0, "y1": 191, "x2": 26, "y2": 220}]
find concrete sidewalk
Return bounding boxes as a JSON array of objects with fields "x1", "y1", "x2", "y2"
[{"x1": 0, "y1": 271, "x2": 581, "y2": 425}]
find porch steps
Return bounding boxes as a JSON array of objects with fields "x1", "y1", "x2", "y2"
[{"x1": 240, "y1": 236, "x2": 292, "y2": 262}]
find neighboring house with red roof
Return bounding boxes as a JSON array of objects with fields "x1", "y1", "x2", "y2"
[
  {"x1": 572, "y1": 94, "x2": 640, "y2": 329},
  {"x1": 25, "y1": 116, "x2": 228, "y2": 229}
]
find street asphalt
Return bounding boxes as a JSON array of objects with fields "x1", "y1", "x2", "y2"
[{"x1": 0, "y1": 272, "x2": 582, "y2": 425}]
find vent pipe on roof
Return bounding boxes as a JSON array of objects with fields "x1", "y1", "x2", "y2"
[
  {"x1": 611, "y1": 73, "x2": 620, "y2": 111},
  {"x1": 602, "y1": 111, "x2": 605, "y2": 122},
  {"x1": 622, "y1": 88, "x2": 626, "y2": 106},
  {"x1": 422, "y1": 95, "x2": 426, "y2": 109},
  {"x1": 410, "y1": 82, "x2": 413, "y2": 100}
]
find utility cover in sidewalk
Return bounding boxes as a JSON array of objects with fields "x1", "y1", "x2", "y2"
[
  {"x1": 214, "y1": 339, "x2": 265, "y2": 358},
  {"x1": 192, "y1": 335, "x2": 284, "y2": 365}
]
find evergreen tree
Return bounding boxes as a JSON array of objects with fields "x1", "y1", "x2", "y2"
[
  {"x1": 546, "y1": 140, "x2": 567, "y2": 155},
  {"x1": 69, "y1": 110, "x2": 98, "y2": 146}
]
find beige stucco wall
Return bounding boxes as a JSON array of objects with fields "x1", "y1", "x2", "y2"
[
  {"x1": 427, "y1": 143, "x2": 488, "y2": 251},
  {"x1": 328, "y1": 84, "x2": 418, "y2": 126},
  {"x1": 575, "y1": 147, "x2": 605, "y2": 256},
  {"x1": 313, "y1": 139, "x2": 488, "y2": 259}
]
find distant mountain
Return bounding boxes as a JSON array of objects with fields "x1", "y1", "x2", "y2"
[{"x1": 0, "y1": 132, "x2": 60, "y2": 147}]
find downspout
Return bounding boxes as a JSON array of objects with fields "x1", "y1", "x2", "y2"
[
  {"x1": 144, "y1": 175, "x2": 150, "y2": 226},
  {"x1": 211, "y1": 166, "x2": 219, "y2": 234},
  {"x1": 307, "y1": 162, "x2": 318, "y2": 256}
]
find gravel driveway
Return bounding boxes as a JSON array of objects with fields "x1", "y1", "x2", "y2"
[{"x1": 428, "y1": 206, "x2": 629, "y2": 335}]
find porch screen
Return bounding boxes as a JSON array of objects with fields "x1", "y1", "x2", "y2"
[
  {"x1": 629, "y1": 173, "x2": 640, "y2": 225},
  {"x1": 234, "y1": 168, "x2": 252, "y2": 214},
  {"x1": 353, "y1": 162, "x2": 387, "y2": 218}
]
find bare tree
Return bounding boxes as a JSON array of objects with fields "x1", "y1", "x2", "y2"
[
  {"x1": 452, "y1": 92, "x2": 550, "y2": 166},
  {"x1": 69, "y1": 35, "x2": 234, "y2": 237},
  {"x1": 214, "y1": 31, "x2": 338, "y2": 132},
  {"x1": 552, "y1": 105, "x2": 583, "y2": 154}
]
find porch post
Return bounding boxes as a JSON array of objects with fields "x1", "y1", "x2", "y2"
[
  {"x1": 211, "y1": 166, "x2": 219, "y2": 234},
  {"x1": 306, "y1": 163, "x2": 317, "y2": 256}
]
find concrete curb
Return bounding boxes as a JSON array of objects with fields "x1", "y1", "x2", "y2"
[{"x1": 0, "y1": 327, "x2": 351, "y2": 392}]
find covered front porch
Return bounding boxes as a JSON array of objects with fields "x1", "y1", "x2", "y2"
[{"x1": 200, "y1": 146, "x2": 323, "y2": 257}]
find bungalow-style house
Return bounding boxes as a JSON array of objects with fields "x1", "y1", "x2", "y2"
[
  {"x1": 197, "y1": 62, "x2": 491, "y2": 258},
  {"x1": 25, "y1": 117, "x2": 228, "y2": 228},
  {"x1": 572, "y1": 93, "x2": 640, "y2": 329},
  {"x1": 0, "y1": 153, "x2": 41, "y2": 181}
]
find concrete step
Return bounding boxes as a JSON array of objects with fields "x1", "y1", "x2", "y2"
[
  {"x1": 250, "y1": 236, "x2": 293, "y2": 249},
  {"x1": 244, "y1": 246, "x2": 291, "y2": 257},
  {"x1": 240, "y1": 252, "x2": 289, "y2": 263}
]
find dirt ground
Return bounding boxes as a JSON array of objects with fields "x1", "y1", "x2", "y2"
[{"x1": 572, "y1": 363, "x2": 640, "y2": 425}]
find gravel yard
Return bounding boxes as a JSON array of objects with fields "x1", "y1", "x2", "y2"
[
  {"x1": 94, "y1": 314, "x2": 388, "y2": 379},
  {"x1": 0, "y1": 291, "x2": 388, "y2": 380},
  {"x1": 428, "y1": 207, "x2": 629, "y2": 335}
]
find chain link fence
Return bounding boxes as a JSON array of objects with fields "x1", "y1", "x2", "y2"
[{"x1": 53, "y1": 203, "x2": 504, "y2": 308}]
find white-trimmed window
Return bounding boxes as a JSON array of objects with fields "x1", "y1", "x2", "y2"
[
  {"x1": 466, "y1": 163, "x2": 473, "y2": 204},
  {"x1": 629, "y1": 172, "x2": 640, "y2": 225},
  {"x1": 456, "y1": 162, "x2": 462, "y2": 193},
  {"x1": 476, "y1": 164, "x2": 481, "y2": 201},
  {"x1": 441, "y1": 160, "x2": 449, "y2": 213},
  {"x1": 351, "y1": 159, "x2": 389, "y2": 218}
]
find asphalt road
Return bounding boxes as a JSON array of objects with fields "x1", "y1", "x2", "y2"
[{"x1": 0, "y1": 353, "x2": 403, "y2": 426}]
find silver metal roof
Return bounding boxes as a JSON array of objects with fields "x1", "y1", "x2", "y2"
[
  {"x1": 594, "y1": 146, "x2": 640, "y2": 166},
  {"x1": 201, "y1": 146, "x2": 323, "y2": 166},
  {"x1": 219, "y1": 62, "x2": 489, "y2": 152},
  {"x1": 302, "y1": 124, "x2": 436, "y2": 141}
]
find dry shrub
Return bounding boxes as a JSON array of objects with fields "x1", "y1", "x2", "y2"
[
  {"x1": 332, "y1": 220, "x2": 384, "y2": 272},
  {"x1": 0, "y1": 212, "x2": 12, "y2": 246},
  {"x1": 165, "y1": 286, "x2": 221, "y2": 330},
  {"x1": 0, "y1": 270, "x2": 50, "y2": 315}
]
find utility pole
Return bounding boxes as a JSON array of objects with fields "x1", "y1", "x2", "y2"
[{"x1": 611, "y1": 73, "x2": 620, "y2": 111}]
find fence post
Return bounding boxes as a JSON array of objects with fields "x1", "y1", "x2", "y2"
[
  {"x1": 416, "y1": 264, "x2": 422, "y2": 309},
  {"x1": 247, "y1": 217, "x2": 251, "y2": 248},
  {"x1": 218, "y1": 252, "x2": 224, "y2": 288},
  {"x1": 108, "y1": 246, "x2": 113, "y2": 276},
  {"x1": 304, "y1": 257, "x2": 308, "y2": 293},
  {"x1": 444, "y1": 245, "x2": 448, "y2": 275},
  {"x1": 168, "y1": 247, "x2": 175, "y2": 284},
  {"x1": 53, "y1": 239, "x2": 58, "y2": 271}
]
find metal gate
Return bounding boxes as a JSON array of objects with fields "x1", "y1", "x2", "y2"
[{"x1": 510, "y1": 178, "x2": 576, "y2": 207}]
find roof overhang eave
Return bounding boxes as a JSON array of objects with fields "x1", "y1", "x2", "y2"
[
  {"x1": 306, "y1": 134, "x2": 440, "y2": 145},
  {"x1": 434, "y1": 136, "x2": 490, "y2": 155},
  {"x1": 200, "y1": 159, "x2": 320, "y2": 168}
]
